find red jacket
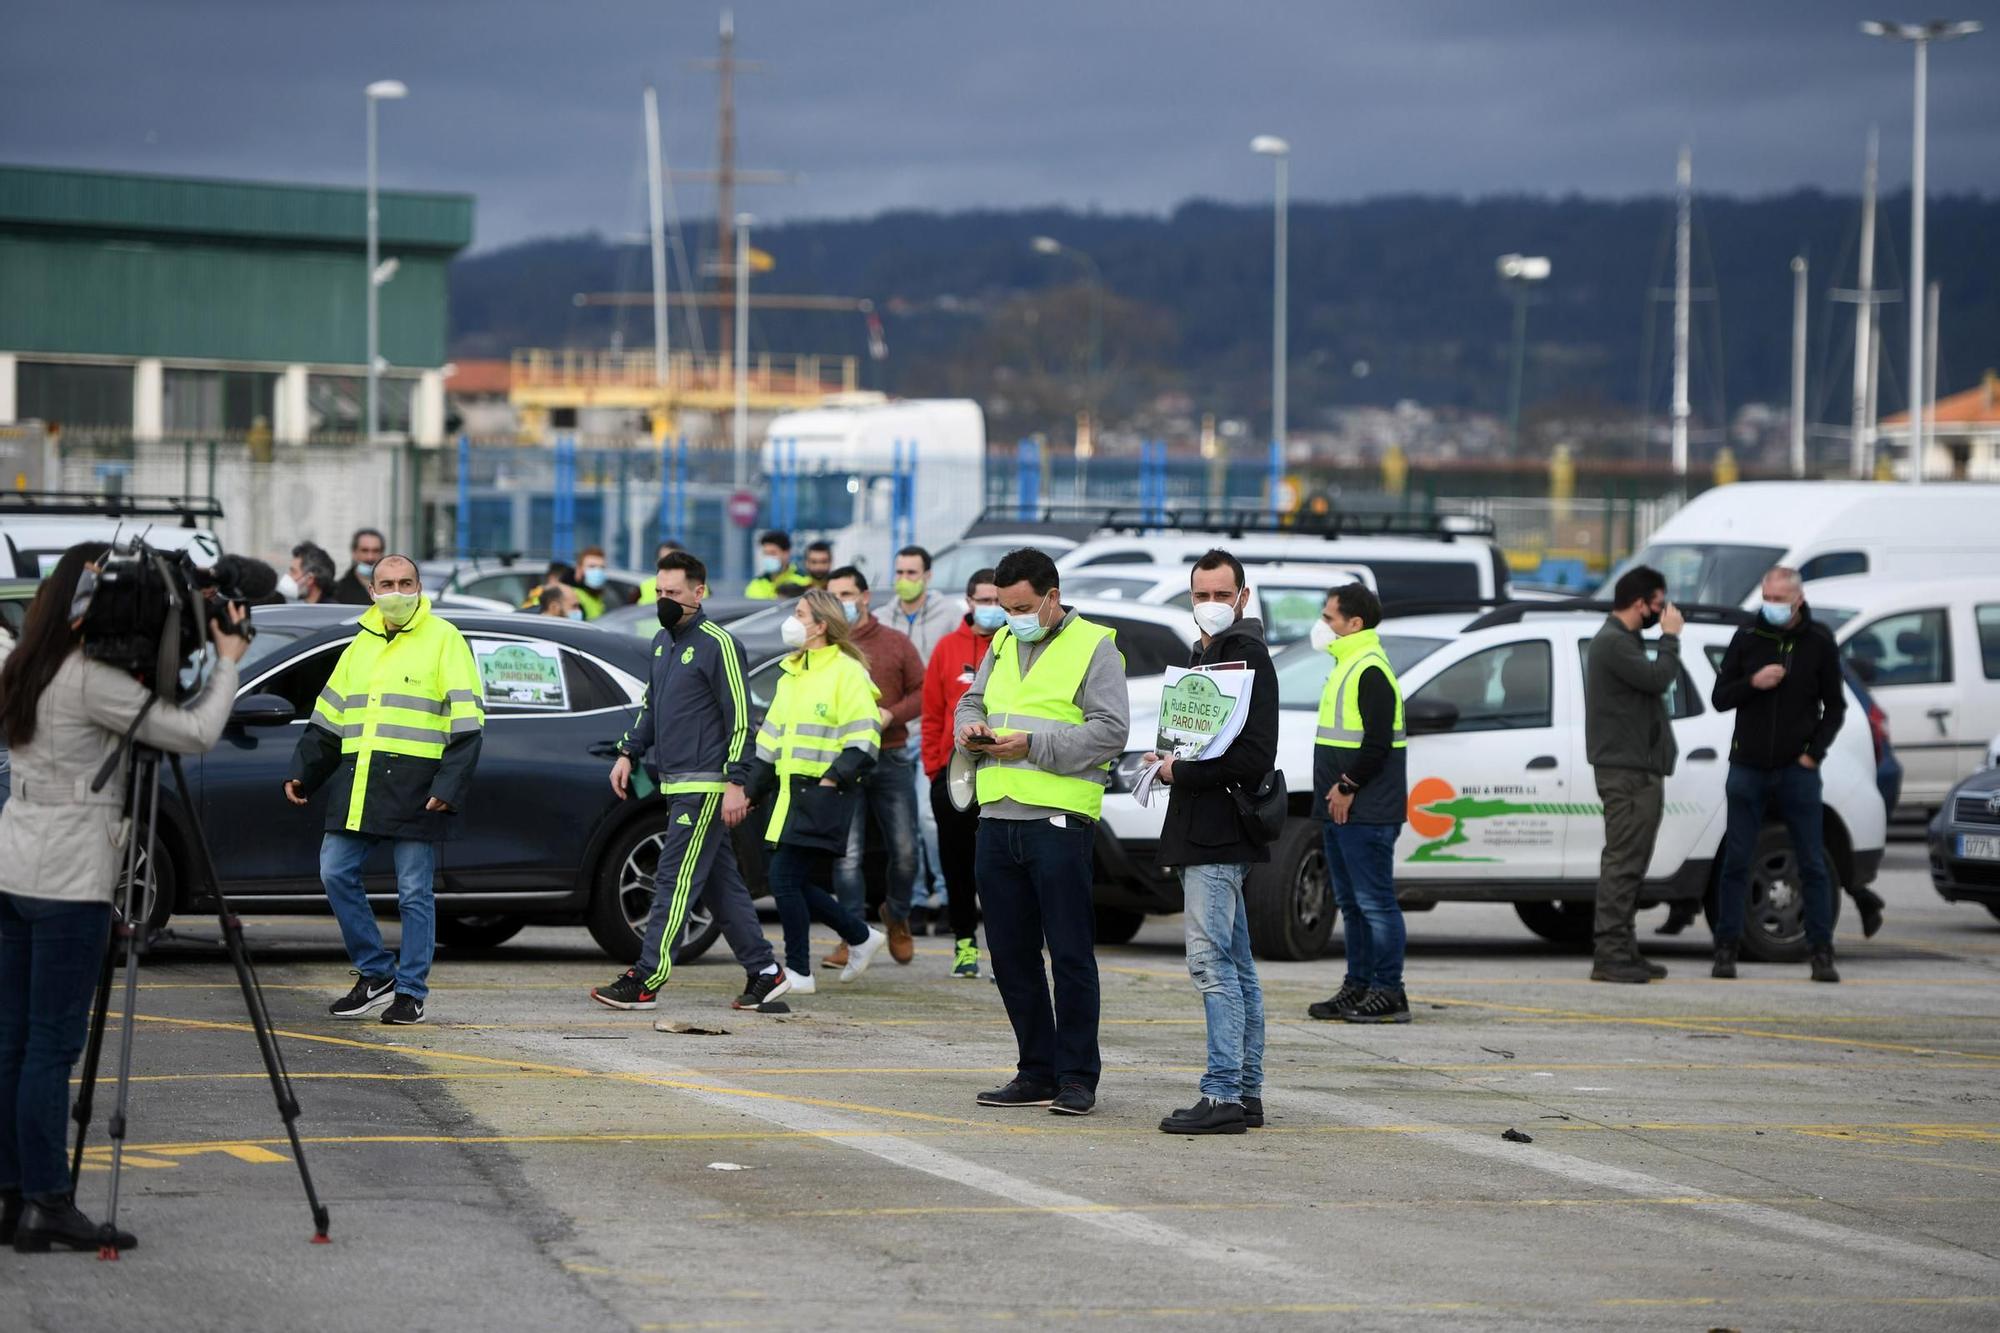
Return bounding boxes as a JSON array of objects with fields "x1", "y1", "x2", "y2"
[
  {"x1": 848, "y1": 616, "x2": 925, "y2": 750},
  {"x1": 921, "y1": 616, "x2": 994, "y2": 778}
]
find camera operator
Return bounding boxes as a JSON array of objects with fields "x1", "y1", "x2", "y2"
[{"x1": 0, "y1": 541, "x2": 249, "y2": 1254}]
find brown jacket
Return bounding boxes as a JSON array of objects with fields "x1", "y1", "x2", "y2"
[{"x1": 848, "y1": 616, "x2": 924, "y2": 750}]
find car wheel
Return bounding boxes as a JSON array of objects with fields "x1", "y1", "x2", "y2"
[
  {"x1": 1245, "y1": 817, "x2": 1336, "y2": 961},
  {"x1": 586, "y1": 820, "x2": 725, "y2": 965},
  {"x1": 1700, "y1": 824, "x2": 1843, "y2": 964},
  {"x1": 113, "y1": 832, "x2": 176, "y2": 940},
  {"x1": 1513, "y1": 900, "x2": 1595, "y2": 948},
  {"x1": 1092, "y1": 906, "x2": 1146, "y2": 946},
  {"x1": 434, "y1": 915, "x2": 526, "y2": 950}
]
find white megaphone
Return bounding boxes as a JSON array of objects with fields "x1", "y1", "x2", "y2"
[{"x1": 947, "y1": 747, "x2": 979, "y2": 812}]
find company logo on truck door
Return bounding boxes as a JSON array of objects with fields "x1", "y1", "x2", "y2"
[{"x1": 1406, "y1": 777, "x2": 1591, "y2": 863}]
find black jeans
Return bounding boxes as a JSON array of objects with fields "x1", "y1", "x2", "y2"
[
  {"x1": 0, "y1": 892, "x2": 113, "y2": 1197},
  {"x1": 1716, "y1": 762, "x2": 1836, "y2": 951},
  {"x1": 976, "y1": 816, "x2": 1100, "y2": 1091},
  {"x1": 928, "y1": 771, "x2": 983, "y2": 941},
  {"x1": 764, "y1": 845, "x2": 870, "y2": 976}
]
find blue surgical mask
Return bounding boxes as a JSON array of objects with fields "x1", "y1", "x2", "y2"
[
  {"x1": 842, "y1": 599, "x2": 862, "y2": 623},
  {"x1": 1760, "y1": 600, "x2": 1794, "y2": 626},
  {"x1": 972, "y1": 604, "x2": 1007, "y2": 632},
  {"x1": 582, "y1": 566, "x2": 608, "y2": 590},
  {"x1": 1007, "y1": 593, "x2": 1052, "y2": 644},
  {"x1": 758, "y1": 554, "x2": 783, "y2": 576},
  {"x1": 355, "y1": 561, "x2": 375, "y2": 580}
]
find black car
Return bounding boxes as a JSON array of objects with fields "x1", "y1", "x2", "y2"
[
  {"x1": 0, "y1": 604, "x2": 723, "y2": 965},
  {"x1": 1929, "y1": 765, "x2": 2000, "y2": 922}
]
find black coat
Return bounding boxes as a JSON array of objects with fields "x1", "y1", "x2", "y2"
[
  {"x1": 1156, "y1": 618, "x2": 1281, "y2": 867},
  {"x1": 329, "y1": 568, "x2": 373, "y2": 606},
  {"x1": 1710, "y1": 605, "x2": 1846, "y2": 769}
]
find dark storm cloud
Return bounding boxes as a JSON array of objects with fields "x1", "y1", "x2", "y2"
[{"x1": 3, "y1": 0, "x2": 1996, "y2": 250}]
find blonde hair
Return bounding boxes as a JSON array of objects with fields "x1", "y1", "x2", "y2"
[{"x1": 794, "y1": 588, "x2": 867, "y2": 668}]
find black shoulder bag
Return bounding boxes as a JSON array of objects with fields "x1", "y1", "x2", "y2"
[{"x1": 1228, "y1": 769, "x2": 1287, "y2": 846}]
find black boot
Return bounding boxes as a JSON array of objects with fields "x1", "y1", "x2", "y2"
[
  {"x1": 1158, "y1": 1097, "x2": 1248, "y2": 1135},
  {"x1": 1711, "y1": 942, "x2": 1738, "y2": 979},
  {"x1": 0, "y1": 1188, "x2": 20, "y2": 1245},
  {"x1": 13, "y1": 1193, "x2": 138, "y2": 1253},
  {"x1": 1810, "y1": 947, "x2": 1841, "y2": 984},
  {"x1": 1851, "y1": 886, "x2": 1885, "y2": 939}
]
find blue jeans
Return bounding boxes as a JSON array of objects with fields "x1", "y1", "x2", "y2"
[
  {"x1": 0, "y1": 892, "x2": 112, "y2": 1197},
  {"x1": 1716, "y1": 762, "x2": 1836, "y2": 951},
  {"x1": 910, "y1": 738, "x2": 944, "y2": 907},
  {"x1": 834, "y1": 746, "x2": 919, "y2": 923},
  {"x1": 977, "y1": 816, "x2": 1100, "y2": 1091},
  {"x1": 1180, "y1": 864, "x2": 1265, "y2": 1103},
  {"x1": 766, "y1": 846, "x2": 871, "y2": 976},
  {"x1": 320, "y1": 833, "x2": 437, "y2": 1001},
  {"x1": 1322, "y1": 821, "x2": 1405, "y2": 989}
]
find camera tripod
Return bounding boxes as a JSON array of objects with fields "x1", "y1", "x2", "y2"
[{"x1": 68, "y1": 742, "x2": 331, "y2": 1258}]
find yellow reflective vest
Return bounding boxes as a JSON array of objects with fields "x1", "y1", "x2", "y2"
[
  {"x1": 975, "y1": 616, "x2": 1118, "y2": 819},
  {"x1": 743, "y1": 565, "x2": 814, "y2": 600},
  {"x1": 1315, "y1": 627, "x2": 1406, "y2": 752},
  {"x1": 292, "y1": 598, "x2": 486, "y2": 838},
  {"x1": 752, "y1": 644, "x2": 881, "y2": 847}
]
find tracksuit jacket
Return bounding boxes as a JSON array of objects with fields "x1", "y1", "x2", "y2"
[
  {"x1": 921, "y1": 616, "x2": 994, "y2": 779},
  {"x1": 616, "y1": 609, "x2": 753, "y2": 792}
]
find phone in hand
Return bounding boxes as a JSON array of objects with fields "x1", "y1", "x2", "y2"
[{"x1": 963, "y1": 733, "x2": 996, "y2": 748}]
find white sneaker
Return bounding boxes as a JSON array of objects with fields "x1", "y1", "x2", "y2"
[
  {"x1": 840, "y1": 928, "x2": 888, "y2": 982},
  {"x1": 784, "y1": 967, "x2": 816, "y2": 996}
]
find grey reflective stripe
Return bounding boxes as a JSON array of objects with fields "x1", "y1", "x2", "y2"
[
  {"x1": 835, "y1": 719, "x2": 878, "y2": 739},
  {"x1": 445, "y1": 688, "x2": 480, "y2": 704},
  {"x1": 1316, "y1": 724, "x2": 1363, "y2": 745},
  {"x1": 847, "y1": 739, "x2": 880, "y2": 756},
  {"x1": 792, "y1": 722, "x2": 840, "y2": 739},
  {"x1": 338, "y1": 723, "x2": 365, "y2": 740},
  {"x1": 988, "y1": 711, "x2": 1082, "y2": 735},
  {"x1": 448, "y1": 716, "x2": 483, "y2": 735},
  {"x1": 660, "y1": 770, "x2": 725, "y2": 785},
  {"x1": 380, "y1": 692, "x2": 447, "y2": 715},
  {"x1": 373, "y1": 723, "x2": 447, "y2": 746},
  {"x1": 317, "y1": 687, "x2": 362, "y2": 714},
  {"x1": 310, "y1": 713, "x2": 342, "y2": 735},
  {"x1": 1328, "y1": 651, "x2": 1390, "y2": 731},
  {"x1": 785, "y1": 737, "x2": 843, "y2": 756},
  {"x1": 755, "y1": 742, "x2": 778, "y2": 761}
]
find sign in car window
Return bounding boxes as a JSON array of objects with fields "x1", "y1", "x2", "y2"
[{"x1": 472, "y1": 639, "x2": 567, "y2": 709}]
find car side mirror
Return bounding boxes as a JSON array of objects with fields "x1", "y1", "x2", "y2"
[
  {"x1": 229, "y1": 693, "x2": 298, "y2": 728},
  {"x1": 1405, "y1": 697, "x2": 1460, "y2": 736}
]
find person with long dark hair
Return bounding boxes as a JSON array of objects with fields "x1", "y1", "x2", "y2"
[{"x1": 0, "y1": 542, "x2": 247, "y2": 1253}]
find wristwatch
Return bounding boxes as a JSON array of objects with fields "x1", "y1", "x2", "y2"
[{"x1": 1336, "y1": 776, "x2": 1359, "y2": 796}]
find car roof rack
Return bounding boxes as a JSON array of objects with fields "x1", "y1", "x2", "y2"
[
  {"x1": 1380, "y1": 596, "x2": 1518, "y2": 619},
  {"x1": 0, "y1": 490, "x2": 224, "y2": 529},
  {"x1": 1464, "y1": 599, "x2": 1753, "y2": 632},
  {"x1": 971, "y1": 504, "x2": 1493, "y2": 543}
]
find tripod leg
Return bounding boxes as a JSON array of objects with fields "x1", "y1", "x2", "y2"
[
  {"x1": 164, "y1": 751, "x2": 332, "y2": 1243},
  {"x1": 67, "y1": 895, "x2": 124, "y2": 1189},
  {"x1": 96, "y1": 752, "x2": 162, "y2": 1259}
]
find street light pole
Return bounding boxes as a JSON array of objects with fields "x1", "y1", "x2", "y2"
[
  {"x1": 1791, "y1": 255, "x2": 1809, "y2": 478},
  {"x1": 1862, "y1": 19, "x2": 1982, "y2": 483},
  {"x1": 1029, "y1": 236, "x2": 1103, "y2": 452},
  {"x1": 733, "y1": 213, "x2": 752, "y2": 491},
  {"x1": 364, "y1": 80, "x2": 407, "y2": 452},
  {"x1": 1252, "y1": 135, "x2": 1289, "y2": 517},
  {"x1": 1497, "y1": 254, "x2": 1551, "y2": 457}
]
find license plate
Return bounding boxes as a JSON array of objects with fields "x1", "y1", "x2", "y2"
[{"x1": 1960, "y1": 834, "x2": 2000, "y2": 861}]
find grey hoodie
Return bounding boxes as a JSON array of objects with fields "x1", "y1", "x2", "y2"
[{"x1": 953, "y1": 606, "x2": 1131, "y2": 821}]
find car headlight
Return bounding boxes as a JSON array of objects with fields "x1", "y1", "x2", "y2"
[{"x1": 1107, "y1": 750, "x2": 1152, "y2": 795}]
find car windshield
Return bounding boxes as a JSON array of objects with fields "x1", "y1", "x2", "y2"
[
  {"x1": 1272, "y1": 634, "x2": 1448, "y2": 708},
  {"x1": 1602, "y1": 542, "x2": 1786, "y2": 607},
  {"x1": 933, "y1": 539, "x2": 1060, "y2": 595},
  {"x1": 1062, "y1": 573, "x2": 1154, "y2": 600},
  {"x1": 238, "y1": 622, "x2": 319, "y2": 669},
  {"x1": 1813, "y1": 605, "x2": 1859, "y2": 634}
]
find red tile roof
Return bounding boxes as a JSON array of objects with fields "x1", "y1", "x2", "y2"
[{"x1": 1882, "y1": 370, "x2": 2000, "y2": 427}]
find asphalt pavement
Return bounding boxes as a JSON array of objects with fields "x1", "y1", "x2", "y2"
[{"x1": 5, "y1": 840, "x2": 1999, "y2": 1331}]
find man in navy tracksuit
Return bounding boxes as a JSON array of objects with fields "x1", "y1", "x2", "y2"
[{"x1": 590, "y1": 550, "x2": 788, "y2": 1012}]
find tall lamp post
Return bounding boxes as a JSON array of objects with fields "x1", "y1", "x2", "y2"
[
  {"x1": 1252, "y1": 135, "x2": 1289, "y2": 518},
  {"x1": 1861, "y1": 19, "x2": 1981, "y2": 484},
  {"x1": 366, "y1": 79, "x2": 407, "y2": 548},
  {"x1": 1496, "y1": 254, "x2": 1551, "y2": 457},
  {"x1": 1030, "y1": 235, "x2": 1103, "y2": 455}
]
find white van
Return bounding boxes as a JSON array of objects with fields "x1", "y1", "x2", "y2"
[
  {"x1": 1610, "y1": 481, "x2": 2000, "y2": 607},
  {"x1": 1796, "y1": 573, "x2": 2000, "y2": 816},
  {"x1": 760, "y1": 399, "x2": 985, "y2": 575},
  {"x1": 1060, "y1": 524, "x2": 1510, "y2": 606},
  {"x1": 1, "y1": 494, "x2": 223, "y2": 579},
  {"x1": 1058, "y1": 561, "x2": 1377, "y2": 647}
]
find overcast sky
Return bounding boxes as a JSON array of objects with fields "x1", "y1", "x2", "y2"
[{"x1": 4, "y1": 1, "x2": 1996, "y2": 251}]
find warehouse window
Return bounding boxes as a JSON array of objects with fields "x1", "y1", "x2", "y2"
[
  {"x1": 16, "y1": 361, "x2": 133, "y2": 430},
  {"x1": 307, "y1": 373, "x2": 412, "y2": 440},
  {"x1": 163, "y1": 369, "x2": 278, "y2": 437}
]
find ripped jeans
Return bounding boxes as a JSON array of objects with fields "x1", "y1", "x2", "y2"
[{"x1": 1179, "y1": 862, "x2": 1266, "y2": 1104}]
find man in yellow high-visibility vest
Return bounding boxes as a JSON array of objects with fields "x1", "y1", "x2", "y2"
[
  {"x1": 286, "y1": 556, "x2": 485, "y2": 1026},
  {"x1": 954, "y1": 548, "x2": 1128, "y2": 1117}
]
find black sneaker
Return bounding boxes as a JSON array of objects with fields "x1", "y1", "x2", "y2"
[
  {"x1": 1590, "y1": 961, "x2": 1653, "y2": 984},
  {"x1": 732, "y1": 968, "x2": 793, "y2": 1010},
  {"x1": 1307, "y1": 980, "x2": 1368, "y2": 1021},
  {"x1": 1810, "y1": 948, "x2": 1841, "y2": 984},
  {"x1": 976, "y1": 1077, "x2": 1057, "y2": 1108},
  {"x1": 1343, "y1": 986, "x2": 1412, "y2": 1024},
  {"x1": 1049, "y1": 1083, "x2": 1096, "y2": 1117},
  {"x1": 12, "y1": 1193, "x2": 136, "y2": 1253},
  {"x1": 330, "y1": 973, "x2": 395, "y2": 1019},
  {"x1": 1852, "y1": 887, "x2": 1885, "y2": 939},
  {"x1": 1158, "y1": 1097, "x2": 1247, "y2": 1135},
  {"x1": 591, "y1": 969, "x2": 659, "y2": 1010},
  {"x1": 1712, "y1": 943, "x2": 1739, "y2": 979},
  {"x1": 1242, "y1": 1095, "x2": 1265, "y2": 1129},
  {"x1": 1635, "y1": 955, "x2": 1669, "y2": 979},
  {"x1": 381, "y1": 994, "x2": 426, "y2": 1025}
]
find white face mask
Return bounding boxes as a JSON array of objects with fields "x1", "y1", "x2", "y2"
[
  {"x1": 1309, "y1": 619, "x2": 1339, "y2": 653},
  {"x1": 1192, "y1": 600, "x2": 1238, "y2": 638},
  {"x1": 374, "y1": 591, "x2": 419, "y2": 627},
  {"x1": 780, "y1": 615, "x2": 810, "y2": 650},
  {"x1": 277, "y1": 573, "x2": 302, "y2": 601}
]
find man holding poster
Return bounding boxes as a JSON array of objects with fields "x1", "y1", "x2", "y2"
[{"x1": 1145, "y1": 550, "x2": 1278, "y2": 1136}]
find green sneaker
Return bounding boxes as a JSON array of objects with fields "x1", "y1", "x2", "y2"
[{"x1": 952, "y1": 938, "x2": 980, "y2": 979}]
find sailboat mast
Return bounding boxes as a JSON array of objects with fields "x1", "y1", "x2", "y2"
[
  {"x1": 1850, "y1": 129, "x2": 1878, "y2": 478},
  {"x1": 643, "y1": 86, "x2": 670, "y2": 390},
  {"x1": 1671, "y1": 146, "x2": 1692, "y2": 479}
]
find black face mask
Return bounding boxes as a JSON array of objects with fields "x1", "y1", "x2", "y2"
[
  {"x1": 658, "y1": 598, "x2": 687, "y2": 631},
  {"x1": 1640, "y1": 607, "x2": 1662, "y2": 631}
]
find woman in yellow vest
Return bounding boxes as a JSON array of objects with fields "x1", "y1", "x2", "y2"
[{"x1": 743, "y1": 589, "x2": 889, "y2": 994}]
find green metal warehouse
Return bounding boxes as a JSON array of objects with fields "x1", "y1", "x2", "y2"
[{"x1": 0, "y1": 164, "x2": 472, "y2": 444}]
